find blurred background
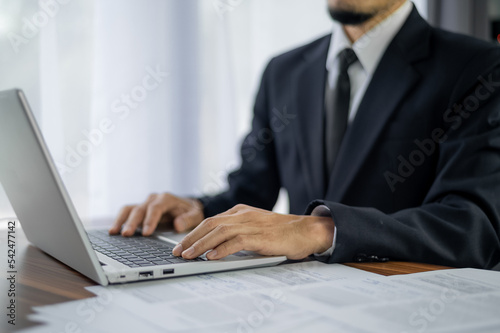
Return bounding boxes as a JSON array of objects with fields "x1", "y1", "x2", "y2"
[{"x1": 0, "y1": 0, "x2": 497, "y2": 223}]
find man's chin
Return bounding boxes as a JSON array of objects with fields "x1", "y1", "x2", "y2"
[{"x1": 328, "y1": 9, "x2": 375, "y2": 25}]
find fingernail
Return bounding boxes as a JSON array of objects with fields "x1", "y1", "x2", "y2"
[
  {"x1": 122, "y1": 227, "x2": 133, "y2": 236},
  {"x1": 142, "y1": 226, "x2": 151, "y2": 235},
  {"x1": 173, "y1": 244, "x2": 183, "y2": 255},
  {"x1": 182, "y1": 247, "x2": 194, "y2": 258},
  {"x1": 207, "y1": 250, "x2": 217, "y2": 259}
]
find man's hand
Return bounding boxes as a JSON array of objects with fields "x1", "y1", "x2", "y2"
[
  {"x1": 109, "y1": 193, "x2": 204, "y2": 236},
  {"x1": 172, "y1": 204, "x2": 335, "y2": 260}
]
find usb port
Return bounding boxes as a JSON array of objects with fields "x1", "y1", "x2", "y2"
[
  {"x1": 163, "y1": 269, "x2": 174, "y2": 275},
  {"x1": 139, "y1": 271, "x2": 154, "y2": 278}
]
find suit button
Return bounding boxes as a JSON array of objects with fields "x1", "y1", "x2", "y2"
[
  {"x1": 353, "y1": 253, "x2": 389, "y2": 262},
  {"x1": 353, "y1": 253, "x2": 368, "y2": 262}
]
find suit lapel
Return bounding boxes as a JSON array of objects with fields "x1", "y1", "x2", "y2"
[
  {"x1": 326, "y1": 8, "x2": 432, "y2": 201},
  {"x1": 326, "y1": 58, "x2": 420, "y2": 201},
  {"x1": 291, "y1": 36, "x2": 330, "y2": 200}
]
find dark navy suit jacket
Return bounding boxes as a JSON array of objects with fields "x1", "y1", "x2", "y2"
[{"x1": 199, "y1": 8, "x2": 500, "y2": 269}]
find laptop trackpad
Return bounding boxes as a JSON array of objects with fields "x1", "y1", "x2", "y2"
[{"x1": 156, "y1": 231, "x2": 186, "y2": 243}]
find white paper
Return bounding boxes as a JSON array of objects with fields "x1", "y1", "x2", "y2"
[
  {"x1": 84, "y1": 262, "x2": 378, "y2": 331},
  {"x1": 21, "y1": 263, "x2": 500, "y2": 333},
  {"x1": 20, "y1": 290, "x2": 165, "y2": 333},
  {"x1": 283, "y1": 268, "x2": 500, "y2": 333}
]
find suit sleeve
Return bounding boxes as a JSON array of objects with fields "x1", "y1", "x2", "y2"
[
  {"x1": 198, "y1": 60, "x2": 281, "y2": 217},
  {"x1": 306, "y1": 65, "x2": 500, "y2": 269}
]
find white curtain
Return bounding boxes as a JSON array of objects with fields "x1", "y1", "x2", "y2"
[
  {"x1": 0, "y1": 0, "x2": 428, "y2": 222},
  {"x1": 0, "y1": 0, "x2": 335, "y2": 222}
]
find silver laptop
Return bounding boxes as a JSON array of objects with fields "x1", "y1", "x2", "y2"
[{"x1": 0, "y1": 89, "x2": 286, "y2": 285}]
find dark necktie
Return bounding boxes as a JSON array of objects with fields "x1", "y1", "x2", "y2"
[{"x1": 324, "y1": 48, "x2": 358, "y2": 179}]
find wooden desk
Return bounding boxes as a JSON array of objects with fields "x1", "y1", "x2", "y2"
[{"x1": 1, "y1": 224, "x2": 450, "y2": 332}]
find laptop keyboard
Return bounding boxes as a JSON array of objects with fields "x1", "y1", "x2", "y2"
[{"x1": 88, "y1": 230, "x2": 202, "y2": 268}]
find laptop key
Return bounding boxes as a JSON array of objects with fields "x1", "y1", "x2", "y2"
[
  {"x1": 151, "y1": 261, "x2": 172, "y2": 265},
  {"x1": 141, "y1": 255, "x2": 157, "y2": 260},
  {"x1": 134, "y1": 260, "x2": 152, "y2": 264},
  {"x1": 128, "y1": 250, "x2": 147, "y2": 255},
  {"x1": 150, "y1": 258, "x2": 168, "y2": 263},
  {"x1": 121, "y1": 255, "x2": 137, "y2": 259},
  {"x1": 138, "y1": 262, "x2": 155, "y2": 267},
  {"x1": 128, "y1": 257, "x2": 148, "y2": 262},
  {"x1": 157, "y1": 254, "x2": 176, "y2": 259},
  {"x1": 168, "y1": 258, "x2": 188, "y2": 264}
]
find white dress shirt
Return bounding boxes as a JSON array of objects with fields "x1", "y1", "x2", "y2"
[{"x1": 314, "y1": 0, "x2": 413, "y2": 259}]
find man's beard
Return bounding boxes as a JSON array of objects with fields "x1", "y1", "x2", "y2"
[{"x1": 328, "y1": 8, "x2": 375, "y2": 25}]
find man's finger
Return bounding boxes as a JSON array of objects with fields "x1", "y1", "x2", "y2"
[
  {"x1": 109, "y1": 205, "x2": 134, "y2": 234},
  {"x1": 173, "y1": 208, "x2": 201, "y2": 232},
  {"x1": 142, "y1": 202, "x2": 164, "y2": 236},
  {"x1": 173, "y1": 215, "x2": 230, "y2": 256},
  {"x1": 172, "y1": 218, "x2": 216, "y2": 256},
  {"x1": 121, "y1": 205, "x2": 147, "y2": 236},
  {"x1": 218, "y1": 204, "x2": 247, "y2": 216},
  {"x1": 142, "y1": 195, "x2": 178, "y2": 236},
  {"x1": 180, "y1": 223, "x2": 249, "y2": 259},
  {"x1": 173, "y1": 214, "x2": 188, "y2": 233},
  {"x1": 206, "y1": 234, "x2": 259, "y2": 260}
]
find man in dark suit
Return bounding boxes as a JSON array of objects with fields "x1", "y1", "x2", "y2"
[{"x1": 110, "y1": 0, "x2": 500, "y2": 269}]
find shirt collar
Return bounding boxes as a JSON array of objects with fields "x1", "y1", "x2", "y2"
[{"x1": 326, "y1": 0, "x2": 413, "y2": 76}]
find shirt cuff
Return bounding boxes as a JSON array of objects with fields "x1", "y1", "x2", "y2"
[{"x1": 311, "y1": 205, "x2": 337, "y2": 259}]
